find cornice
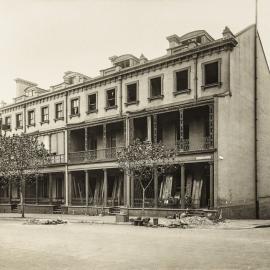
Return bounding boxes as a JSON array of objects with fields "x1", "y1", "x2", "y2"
[{"x1": 0, "y1": 37, "x2": 236, "y2": 114}]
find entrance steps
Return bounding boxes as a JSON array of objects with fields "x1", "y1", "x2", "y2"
[
  {"x1": 11, "y1": 204, "x2": 18, "y2": 213},
  {"x1": 53, "y1": 205, "x2": 62, "y2": 214},
  {"x1": 109, "y1": 207, "x2": 121, "y2": 215}
]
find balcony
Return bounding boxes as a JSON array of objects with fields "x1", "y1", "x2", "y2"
[
  {"x1": 176, "y1": 137, "x2": 213, "y2": 152},
  {"x1": 49, "y1": 154, "x2": 65, "y2": 164},
  {"x1": 69, "y1": 147, "x2": 125, "y2": 164}
]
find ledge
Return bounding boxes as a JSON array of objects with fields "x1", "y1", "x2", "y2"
[
  {"x1": 201, "y1": 82, "x2": 222, "y2": 90},
  {"x1": 69, "y1": 113, "x2": 80, "y2": 119},
  {"x1": 40, "y1": 120, "x2": 49, "y2": 126},
  {"x1": 27, "y1": 124, "x2": 36, "y2": 128},
  {"x1": 124, "y1": 100, "x2": 139, "y2": 107},
  {"x1": 173, "y1": 89, "x2": 191, "y2": 96},
  {"x1": 148, "y1": 95, "x2": 164, "y2": 102},
  {"x1": 104, "y1": 105, "x2": 118, "y2": 111},
  {"x1": 54, "y1": 117, "x2": 64, "y2": 122},
  {"x1": 86, "y1": 109, "x2": 98, "y2": 114}
]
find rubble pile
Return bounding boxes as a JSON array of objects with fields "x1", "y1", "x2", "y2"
[
  {"x1": 25, "y1": 218, "x2": 67, "y2": 225},
  {"x1": 180, "y1": 216, "x2": 214, "y2": 226}
]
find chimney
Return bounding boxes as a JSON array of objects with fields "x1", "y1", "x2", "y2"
[{"x1": 14, "y1": 78, "x2": 37, "y2": 97}]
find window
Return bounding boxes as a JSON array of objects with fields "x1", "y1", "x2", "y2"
[
  {"x1": 16, "y1": 114, "x2": 23, "y2": 129},
  {"x1": 203, "y1": 61, "x2": 220, "y2": 87},
  {"x1": 71, "y1": 98, "x2": 79, "y2": 116},
  {"x1": 88, "y1": 94, "x2": 97, "y2": 112},
  {"x1": 149, "y1": 76, "x2": 163, "y2": 99},
  {"x1": 55, "y1": 103, "x2": 64, "y2": 120},
  {"x1": 126, "y1": 82, "x2": 138, "y2": 104},
  {"x1": 28, "y1": 110, "x2": 35, "y2": 126},
  {"x1": 41, "y1": 106, "x2": 49, "y2": 123},
  {"x1": 5, "y1": 116, "x2": 11, "y2": 130},
  {"x1": 106, "y1": 88, "x2": 116, "y2": 109},
  {"x1": 118, "y1": 60, "x2": 130, "y2": 69},
  {"x1": 175, "y1": 69, "x2": 189, "y2": 92}
]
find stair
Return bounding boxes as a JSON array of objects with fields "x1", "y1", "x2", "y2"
[
  {"x1": 11, "y1": 204, "x2": 18, "y2": 213},
  {"x1": 53, "y1": 205, "x2": 62, "y2": 214},
  {"x1": 109, "y1": 207, "x2": 121, "y2": 215}
]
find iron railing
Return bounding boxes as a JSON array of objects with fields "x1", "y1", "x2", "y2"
[
  {"x1": 69, "y1": 146, "x2": 125, "y2": 164},
  {"x1": 177, "y1": 137, "x2": 213, "y2": 152}
]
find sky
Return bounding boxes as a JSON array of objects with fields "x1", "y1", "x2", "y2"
[{"x1": 0, "y1": 0, "x2": 269, "y2": 104}]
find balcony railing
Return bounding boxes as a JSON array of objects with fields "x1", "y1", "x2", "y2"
[
  {"x1": 49, "y1": 154, "x2": 65, "y2": 164},
  {"x1": 176, "y1": 137, "x2": 213, "y2": 152},
  {"x1": 69, "y1": 146, "x2": 125, "y2": 164}
]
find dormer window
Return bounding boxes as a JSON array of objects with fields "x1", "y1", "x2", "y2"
[
  {"x1": 69, "y1": 77, "x2": 75, "y2": 84},
  {"x1": 118, "y1": 60, "x2": 130, "y2": 69}
]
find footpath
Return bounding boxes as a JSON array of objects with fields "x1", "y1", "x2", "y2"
[{"x1": 0, "y1": 213, "x2": 270, "y2": 229}]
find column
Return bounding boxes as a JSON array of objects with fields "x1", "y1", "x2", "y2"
[
  {"x1": 209, "y1": 162, "x2": 214, "y2": 208},
  {"x1": 35, "y1": 176, "x2": 39, "y2": 204},
  {"x1": 147, "y1": 115, "x2": 152, "y2": 142},
  {"x1": 85, "y1": 127, "x2": 88, "y2": 151},
  {"x1": 8, "y1": 180, "x2": 12, "y2": 204},
  {"x1": 123, "y1": 172, "x2": 127, "y2": 206},
  {"x1": 130, "y1": 174, "x2": 134, "y2": 207},
  {"x1": 179, "y1": 109, "x2": 184, "y2": 151},
  {"x1": 103, "y1": 124, "x2": 107, "y2": 159},
  {"x1": 85, "y1": 170, "x2": 89, "y2": 206},
  {"x1": 103, "y1": 169, "x2": 108, "y2": 207},
  {"x1": 209, "y1": 104, "x2": 214, "y2": 148},
  {"x1": 68, "y1": 172, "x2": 72, "y2": 206},
  {"x1": 64, "y1": 168, "x2": 69, "y2": 206},
  {"x1": 126, "y1": 172, "x2": 131, "y2": 207},
  {"x1": 49, "y1": 173, "x2": 53, "y2": 204},
  {"x1": 181, "y1": 164, "x2": 185, "y2": 209},
  {"x1": 129, "y1": 118, "x2": 134, "y2": 144},
  {"x1": 154, "y1": 168, "x2": 158, "y2": 208},
  {"x1": 153, "y1": 114, "x2": 158, "y2": 143},
  {"x1": 123, "y1": 119, "x2": 127, "y2": 147}
]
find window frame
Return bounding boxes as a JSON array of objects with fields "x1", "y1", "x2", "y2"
[
  {"x1": 201, "y1": 58, "x2": 222, "y2": 90},
  {"x1": 87, "y1": 92, "x2": 98, "y2": 114},
  {"x1": 27, "y1": 109, "x2": 35, "y2": 127},
  {"x1": 15, "y1": 113, "x2": 23, "y2": 130},
  {"x1": 40, "y1": 105, "x2": 49, "y2": 124},
  {"x1": 54, "y1": 101, "x2": 64, "y2": 121},
  {"x1": 105, "y1": 87, "x2": 118, "y2": 111},
  {"x1": 125, "y1": 81, "x2": 139, "y2": 106},
  {"x1": 4, "y1": 115, "x2": 11, "y2": 130},
  {"x1": 70, "y1": 97, "x2": 80, "y2": 118},
  {"x1": 148, "y1": 74, "x2": 164, "y2": 102},
  {"x1": 173, "y1": 67, "x2": 191, "y2": 96}
]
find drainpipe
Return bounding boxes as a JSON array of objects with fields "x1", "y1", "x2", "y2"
[
  {"x1": 254, "y1": 0, "x2": 259, "y2": 219},
  {"x1": 119, "y1": 76, "x2": 123, "y2": 116},
  {"x1": 23, "y1": 104, "x2": 26, "y2": 133},
  {"x1": 193, "y1": 54, "x2": 198, "y2": 102}
]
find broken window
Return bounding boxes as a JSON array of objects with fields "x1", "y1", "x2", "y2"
[
  {"x1": 150, "y1": 77, "x2": 162, "y2": 98},
  {"x1": 126, "y1": 83, "x2": 137, "y2": 103},
  {"x1": 71, "y1": 98, "x2": 79, "y2": 115},
  {"x1": 88, "y1": 93, "x2": 97, "y2": 112},
  {"x1": 106, "y1": 89, "x2": 116, "y2": 108},
  {"x1": 204, "y1": 61, "x2": 219, "y2": 85},
  {"x1": 176, "y1": 69, "x2": 189, "y2": 92}
]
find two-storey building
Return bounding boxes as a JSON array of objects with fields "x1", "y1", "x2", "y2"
[{"x1": 1, "y1": 25, "x2": 270, "y2": 218}]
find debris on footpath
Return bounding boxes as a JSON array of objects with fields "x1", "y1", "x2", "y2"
[{"x1": 24, "y1": 218, "x2": 67, "y2": 225}]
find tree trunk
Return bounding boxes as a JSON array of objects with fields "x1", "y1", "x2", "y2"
[
  {"x1": 20, "y1": 179, "x2": 25, "y2": 218},
  {"x1": 142, "y1": 188, "x2": 145, "y2": 216}
]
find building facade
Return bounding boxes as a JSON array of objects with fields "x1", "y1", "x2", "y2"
[{"x1": 0, "y1": 25, "x2": 270, "y2": 218}]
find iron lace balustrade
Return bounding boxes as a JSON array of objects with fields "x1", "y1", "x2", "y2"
[
  {"x1": 69, "y1": 146, "x2": 125, "y2": 164},
  {"x1": 177, "y1": 137, "x2": 213, "y2": 152},
  {"x1": 49, "y1": 154, "x2": 65, "y2": 164}
]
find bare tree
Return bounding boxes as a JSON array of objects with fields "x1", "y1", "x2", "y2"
[
  {"x1": 117, "y1": 139, "x2": 176, "y2": 213},
  {"x1": 0, "y1": 134, "x2": 50, "y2": 217}
]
